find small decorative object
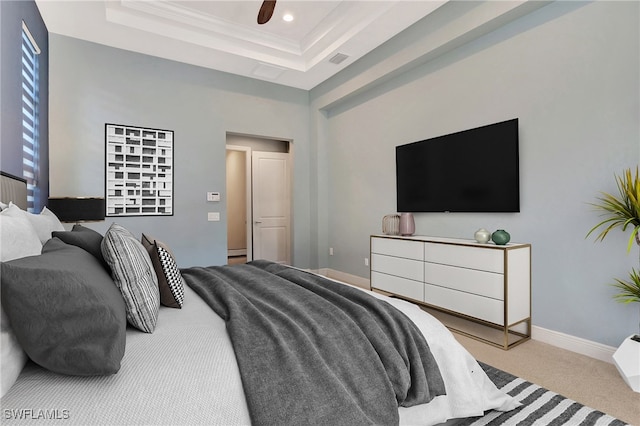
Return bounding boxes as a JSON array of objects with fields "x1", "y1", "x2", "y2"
[
  {"x1": 399, "y1": 213, "x2": 415, "y2": 236},
  {"x1": 382, "y1": 214, "x2": 400, "y2": 235},
  {"x1": 474, "y1": 228, "x2": 491, "y2": 244},
  {"x1": 491, "y1": 229, "x2": 510, "y2": 245}
]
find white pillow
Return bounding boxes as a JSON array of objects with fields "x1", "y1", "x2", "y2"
[
  {"x1": 0, "y1": 308, "x2": 27, "y2": 398},
  {"x1": 0, "y1": 201, "x2": 7, "y2": 211},
  {"x1": 0, "y1": 205, "x2": 42, "y2": 261},
  {"x1": 0, "y1": 207, "x2": 41, "y2": 398},
  {"x1": 6, "y1": 203, "x2": 65, "y2": 244}
]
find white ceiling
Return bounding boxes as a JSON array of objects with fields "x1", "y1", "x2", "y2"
[{"x1": 35, "y1": 0, "x2": 448, "y2": 90}]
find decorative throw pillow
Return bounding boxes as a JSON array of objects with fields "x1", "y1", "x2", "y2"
[
  {"x1": 8, "y1": 203, "x2": 65, "y2": 244},
  {"x1": 102, "y1": 223, "x2": 160, "y2": 333},
  {"x1": 53, "y1": 224, "x2": 110, "y2": 272},
  {"x1": 141, "y1": 234, "x2": 185, "y2": 308},
  {"x1": 1, "y1": 238, "x2": 127, "y2": 376}
]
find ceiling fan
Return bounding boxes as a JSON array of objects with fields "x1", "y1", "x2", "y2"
[{"x1": 257, "y1": 0, "x2": 277, "y2": 24}]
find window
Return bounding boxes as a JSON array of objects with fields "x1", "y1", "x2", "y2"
[{"x1": 21, "y1": 21, "x2": 41, "y2": 212}]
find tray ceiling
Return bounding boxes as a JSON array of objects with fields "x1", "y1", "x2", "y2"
[{"x1": 35, "y1": 0, "x2": 448, "y2": 90}]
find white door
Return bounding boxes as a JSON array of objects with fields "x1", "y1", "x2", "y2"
[{"x1": 252, "y1": 151, "x2": 291, "y2": 264}]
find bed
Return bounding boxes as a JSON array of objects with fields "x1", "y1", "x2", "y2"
[{"x1": 0, "y1": 172, "x2": 519, "y2": 425}]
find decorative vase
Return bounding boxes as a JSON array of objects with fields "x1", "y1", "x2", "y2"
[
  {"x1": 382, "y1": 214, "x2": 400, "y2": 235},
  {"x1": 399, "y1": 213, "x2": 415, "y2": 236},
  {"x1": 613, "y1": 335, "x2": 640, "y2": 393},
  {"x1": 491, "y1": 229, "x2": 510, "y2": 245},
  {"x1": 474, "y1": 228, "x2": 491, "y2": 244}
]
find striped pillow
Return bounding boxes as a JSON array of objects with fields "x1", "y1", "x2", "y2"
[{"x1": 101, "y1": 224, "x2": 160, "y2": 333}]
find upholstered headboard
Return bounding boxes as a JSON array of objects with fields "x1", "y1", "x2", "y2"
[{"x1": 0, "y1": 172, "x2": 28, "y2": 210}]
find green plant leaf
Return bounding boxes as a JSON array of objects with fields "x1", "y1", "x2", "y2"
[
  {"x1": 611, "y1": 268, "x2": 640, "y2": 304},
  {"x1": 587, "y1": 166, "x2": 640, "y2": 253}
]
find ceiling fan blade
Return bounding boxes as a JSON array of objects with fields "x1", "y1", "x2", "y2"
[{"x1": 257, "y1": 0, "x2": 276, "y2": 24}]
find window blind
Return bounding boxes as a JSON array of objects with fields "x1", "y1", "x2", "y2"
[{"x1": 22, "y1": 21, "x2": 40, "y2": 212}]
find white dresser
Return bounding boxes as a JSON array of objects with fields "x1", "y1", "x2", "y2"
[{"x1": 370, "y1": 234, "x2": 531, "y2": 349}]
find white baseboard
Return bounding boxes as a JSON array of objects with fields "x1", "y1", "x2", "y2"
[{"x1": 532, "y1": 326, "x2": 616, "y2": 364}]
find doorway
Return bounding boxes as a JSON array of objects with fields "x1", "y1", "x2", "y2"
[{"x1": 226, "y1": 134, "x2": 291, "y2": 265}]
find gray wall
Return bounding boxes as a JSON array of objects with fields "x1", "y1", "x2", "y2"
[
  {"x1": 311, "y1": 1, "x2": 639, "y2": 347},
  {"x1": 1, "y1": 0, "x2": 48, "y2": 211},
  {"x1": 27, "y1": 0, "x2": 640, "y2": 348},
  {"x1": 48, "y1": 35, "x2": 312, "y2": 268}
]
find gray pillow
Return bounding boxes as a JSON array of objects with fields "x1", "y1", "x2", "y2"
[
  {"x1": 0, "y1": 238, "x2": 127, "y2": 376},
  {"x1": 101, "y1": 223, "x2": 160, "y2": 333},
  {"x1": 52, "y1": 224, "x2": 110, "y2": 272}
]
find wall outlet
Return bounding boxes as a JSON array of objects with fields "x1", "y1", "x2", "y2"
[
  {"x1": 207, "y1": 212, "x2": 220, "y2": 221},
  {"x1": 329, "y1": 247, "x2": 334, "y2": 256},
  {"x1": 364, "y1": 258, "x2": 369, "y2": 266}
]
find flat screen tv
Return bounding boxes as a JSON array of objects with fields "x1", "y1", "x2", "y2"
[{"x1": 396, "y1": 118, "x2": 519, "y2": 213}]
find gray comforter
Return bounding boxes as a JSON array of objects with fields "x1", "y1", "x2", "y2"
[{"x1": 181, "y1": 260, "x2": 445, "y2": 426}]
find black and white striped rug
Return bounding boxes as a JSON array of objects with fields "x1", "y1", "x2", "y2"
[{"x1": 457, "y1": 362, "x2": 629, "y2": 426}]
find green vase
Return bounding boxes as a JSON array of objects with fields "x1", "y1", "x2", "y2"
[{"x1": 491, "y1": 229, "x2": 510, "y2": 245}]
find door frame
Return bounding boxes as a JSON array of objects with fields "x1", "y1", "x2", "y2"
[{"x1": 226, "y1": 145, "x2": 253, "y2": 261}]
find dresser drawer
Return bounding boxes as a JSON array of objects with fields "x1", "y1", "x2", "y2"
[
  {"x1": 371, "y1": 271, "x2": 424, "y2": 302},
  {"x1": 424, "y1": 243, "x2": 504, "y2": 273},
  {"x1": 424, "y1": 262, "x2": 504, "y2": 300},
  {"x1": 370, "y1": 234, "x2": 530, "y2": 349},
  {"x1": 371, "y1": 253, "x2": 424, "y2": 282},
  {"x1": 424, "y1": 283, "x2": 504, "y2": 325},
  {"x1": 372, "y1": 237, "x2": 423, "y2": 261}
]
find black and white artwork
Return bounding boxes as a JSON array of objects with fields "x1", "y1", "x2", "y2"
[{"x1": 105, "y1": 124, "x2": 173, "y2": 216}]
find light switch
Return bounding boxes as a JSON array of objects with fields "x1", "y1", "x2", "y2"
[
  {"x1": 207, "y1": 212, "x2": 220, "y2": 221},
  {"x1": 207, "y1": 192, "x2": 221, "y2": 202}
]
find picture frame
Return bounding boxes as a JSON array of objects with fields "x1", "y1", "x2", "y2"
[{"x1": 105, "y1": 123, "x2": 174, "y2": 217}]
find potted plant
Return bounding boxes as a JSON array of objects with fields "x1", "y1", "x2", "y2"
[
  {"x1": 588, "y1": 166, "x2": 640, "y2": 306},
  {"x1": 587, "y1": 166, "x2": 640, "y2": 392}
]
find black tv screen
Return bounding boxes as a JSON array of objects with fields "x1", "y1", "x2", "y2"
[{"x1": 396, "y1": 118, "x2": 520, "y2": 213}]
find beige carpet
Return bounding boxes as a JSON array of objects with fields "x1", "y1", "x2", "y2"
[{"x1": 453, "y1": 333, "x2": 640, "y2": 425}]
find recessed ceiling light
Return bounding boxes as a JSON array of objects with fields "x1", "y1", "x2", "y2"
[{"x1": 282, "y1": 13, "x2": 294, "y2": 22}]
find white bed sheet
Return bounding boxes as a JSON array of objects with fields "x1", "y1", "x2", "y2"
[
  {"x1": 376, "y1": 293, "x2": 519, "y2": 424},
  {"x1": 1, "y1": 276, "x2": 518, "y2": 425}
]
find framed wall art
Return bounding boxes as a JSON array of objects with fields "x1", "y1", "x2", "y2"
[{"x1": 105, "y1": 123, "x2": 173, "y2": 216}]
